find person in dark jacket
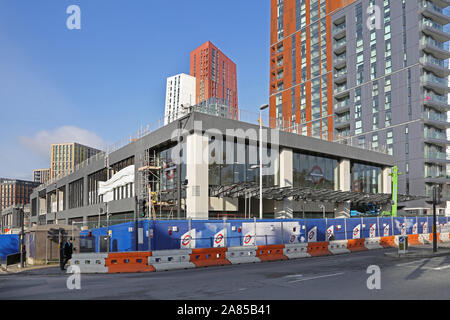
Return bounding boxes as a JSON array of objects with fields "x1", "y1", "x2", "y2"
[
  {"x1": 61, "y1": 238, "x2": 74, "y2": 270},
  {"x1": 59, "y1": 240, "x2": 65, "y2": 270}
]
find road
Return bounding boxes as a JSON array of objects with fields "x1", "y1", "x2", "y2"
[{"x1": 1, "y1": 247, "x2": 450, "y2": 300}]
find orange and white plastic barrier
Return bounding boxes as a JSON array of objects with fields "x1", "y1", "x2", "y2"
[
  {"x1": 106, "y1": 252, "x2": 154, "y2": 273},
  {"x1": 406, "y1": 234, "x2": 422, "y2": 246},
  {"x1": 190, "y1": 248, "x2": 231, "y2": 267},
  {"x1": 70, "y1": 253, "x2": 109, "y2": 274},
  {"x1": 347, "y1": 239, "x2": 368, "y2": 252},
  {"x1": 328, "y1": 240, "x2": 350, "y2": 255},
  {"x1": 364, "y1": 237, "x2": 383, "y2": 250},
  {"x1": 148, "y1": 249, "x2": 195, "y2": 271},
  {"x1": 256, "y1": 245, "x2": 288, "y2": 262},
  {"x1": 226, "y1": 246, "x2": 261, "y2": 264},
  {"x1": 439, "y1": 232, "x2": 450, "y2": 242},
  {"x1": 419, "y1": 233, "x2": 431, "y2": 244},
  {"x1": 307, "y1": 242, "x2": 331, "y2": 257},
  {"x1": 283, "y1": 243, "x2": 311, "y2": 259},
  {"x1": 73, "y1": 230, "x2": 449, "y2": 274},
  {"x1": 379, "y1": 236, "x2": 396, "y2": 248}
]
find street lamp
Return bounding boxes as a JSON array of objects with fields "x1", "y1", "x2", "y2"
[{"x1": 258, "y1": 104, "x2": 269, "y2": 220}]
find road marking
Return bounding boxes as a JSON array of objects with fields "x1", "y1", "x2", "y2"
[
  {"x1": 284, "y1": 274, "x2": 303, "y2": 279},
  {"x1": 289, "y1": 272, "x2": 345, "y2": 283},
  {"x1": 395, "y1": 259, "x2": 428, "y2": 267},
  {"x1": 422, "y1": 265, "x2": 450, "y2": 271}
]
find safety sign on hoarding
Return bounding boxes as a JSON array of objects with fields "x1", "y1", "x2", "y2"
[
  {"x1": 422, "y1": 222, "x2": 428, "y2": 234},
  {"x1": 180, "y1": 229, "x2": 196, "y2": 249},
  {"x1": 243, "y1": 232, "x2": 255, "y2": 246},
  {"x1": 308, "y1": 226, "x2": 317, "y2": 242},
  {"x1": 352, "y1": 224, "x2": 361, "y2": 239},
  {"x1": 214, "y1": 229, "x2": 226, "y2": 248},
  {"x1": 369, "y1": 224, "x2": 376, "y2": 238},
  {"x1": 401, "y1": 223, "x2": 407, "y2": 236},
  {"x1": 383, "y1": 224, "x2": 390, "y2": 237},
  {"x1": 326, "y1": 225, "x2": 334, "y2": 241}
]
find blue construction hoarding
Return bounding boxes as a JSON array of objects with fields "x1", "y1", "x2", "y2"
[
  {"x1": 79, "y1": 216, "x2": 450, "y2": 253},
  {"x1": 0, "y1": 235, "x2": 20, "y2": 261}
]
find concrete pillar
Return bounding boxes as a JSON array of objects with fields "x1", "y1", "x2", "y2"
[
  {"x1": 382, "y1": 167, "x2": 392, "y2": 194},
  {"x1": 275, "y1": 148, "x2": 293, "y2": 219},
  {"x1": 338, "y1": 159, "x2": 351, "y2": 191},
  {"x1": 83, "y1": 176, "x2": 88, "y2": 207},
  {"x1": 186, "y1": 132, "x2": 209, "y2": 219},
  {"x1": 58, "y1": 190, "x2": 64, "y2": 211}
]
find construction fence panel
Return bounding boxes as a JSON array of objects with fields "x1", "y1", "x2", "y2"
[
  {"x1": 325, "y1": 218, "x2": 347, "y2": 241},
  {"x1": 362, "y1": 217, "x2": 379, "y2": 238},
  {"x1": 379, "y1": 217, "x2": 394, "y2": 237},
  {"x1": 0, "y1": 235, "x2": 19, "y2": 261}
]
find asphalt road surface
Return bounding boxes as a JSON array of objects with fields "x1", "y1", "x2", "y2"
[{"x1": 1, "y1": 248, "x2": 450, "y2": 300}]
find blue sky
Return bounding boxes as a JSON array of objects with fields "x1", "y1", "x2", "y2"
[{"x1": 0, "y1": 0, "x2": 270, "y2": 180}]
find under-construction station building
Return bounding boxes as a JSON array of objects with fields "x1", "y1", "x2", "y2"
[{"x1": 29, "y1": 111, "x2": 423, "y2": 228}]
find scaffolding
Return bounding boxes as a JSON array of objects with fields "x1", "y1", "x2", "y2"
[{"x1": 137, "y1": 149, "x2": 178, "y2": 219}]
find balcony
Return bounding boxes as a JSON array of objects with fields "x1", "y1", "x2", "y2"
[
  {"x1": 424, "y1": 129, "x2": 449, "y2": 146},
  {"x1": 334, "y1": 68, "x2": 348, "y2": 84},
  {"x1": 420, "y1": 0, "x2": 450, "y2": 26},
  {"x1": 334, "y1": 114, "x2": 351, "y2": 129},
  {"x1": 334, "y1": 83, "x2": 350, "y2": 99},
  {"x1": 422, "y1": 72, "x2": 450, "y2": 94},
  {"x1": 424, "y1": 177, "x2": 450, "y2": 186},
  {"x1": 428, "y1": 0, "x2": 450, "y2": 8},
  {"x1": 421, "y1": 54, "x2": 450, "y2": 77},
  {"x1": 334, "y1": 99, "x2": 350, "y2": 114},
  {"x1": 333, "y1": 23, "x2": 346, "y2": 40},
  {"x1": 420, "y1": 37, "x2": 450, "y2": 60},
  {"x1": 424, "y1": 92, "x2": 450, "y2": 111},
  {"x1": 334, "y1": 54, "x2": 347, "y2": 70},
  {"x1": 333, "y1": 38, "x2": 347, "y2": 55},
  {"x1": 424, "y1": 110, "x2": 450, "y2": 129},
  {"x1": 420, "y1": 18, "x2": 450, "y2": 43},
  {"x1": 424, "y1": 150, "x2": 450, "y2": 163}
]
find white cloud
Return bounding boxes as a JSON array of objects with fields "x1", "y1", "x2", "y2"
[{"x1": 18, "y1": 126, "x2": 106, "y2": 159}]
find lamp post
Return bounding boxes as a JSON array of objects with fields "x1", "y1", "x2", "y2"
[{"x1": 258, "y1": 104, "x2": 269, "y2": 220}]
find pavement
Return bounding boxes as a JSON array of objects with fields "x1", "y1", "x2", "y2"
[
  {"x1": 1, "y1": 246, "x2": 450, "y2": 300},
  {"x1": 384, "y1": 243, "x2": 450, "y2": 258},
  {"x1": 0, "y1": 263, "x2": 60, "y2": 275}
]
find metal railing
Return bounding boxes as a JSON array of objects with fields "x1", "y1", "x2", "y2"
[
  {"x1": 423, "y1": 72, "x2": 449, "y2": 87},
  {"x1": 421, "y1": 36, "x2": 449, "y2": 51},
  {"x1": 424, "y1": 110, "x2": 449, "y2": 122},
  {"x1": 424, "y1": 130, "x2": 448, "y2": 140},
  {"x1": 333, "y1": 23, "x2": 346, "y2": 35},
  {"x1": 421, "y1": 54, "x2": 449, "y2": 69},
  {"x1": 424, "y1": 92, "x2": 448, "y2": 104},
  {"x1": 424, "y1": 150, "x2": 450, "y2": 160}
]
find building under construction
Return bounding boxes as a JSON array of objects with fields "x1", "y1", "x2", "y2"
[{"x1": 29, "y1": 110, "x2": 431, "y2": 229}]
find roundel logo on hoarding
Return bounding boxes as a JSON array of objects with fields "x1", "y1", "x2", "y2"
[
  {"x1": 370, "y1": 225, "x2": 375, "y2": 232},
  {"x1": 353, "y1": 227, "x2": 360, "y2": 236},
  {"x1": 309, "y1": 166, "x2": 324, "y2": 185},
  {"x1": 215, "y1": 234, "x2": 224, "y2": 244},
  {"x1": 182, "y1": 235, "x2": 191, "y2": 246},
  {"x1": 308, "y1": 230, "x2": 315, "y2": 240},
  {"x1": 244, "y1": 235, "x2": 252, "y2": 244}
]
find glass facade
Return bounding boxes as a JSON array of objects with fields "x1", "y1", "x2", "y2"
[
  {"x1": 351, "y1": 163, "x2": 381, "y2": 193},
  {"x1": 159, "y1": 144, "x2": 186, "y2": 192},
  {"x1": 293, "y1": 152, "x2": 338, "y2": 190},
  {"x1": 208, "y1": 138, "x2": 279, "y2": 187}
]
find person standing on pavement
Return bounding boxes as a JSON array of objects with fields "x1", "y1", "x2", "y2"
[
  {"x1": 59, "y1": 240, "x2": 65, "y2": 270},
  {"x1": 61, "y1": 238, "x2": 74, "y2": 270}
]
